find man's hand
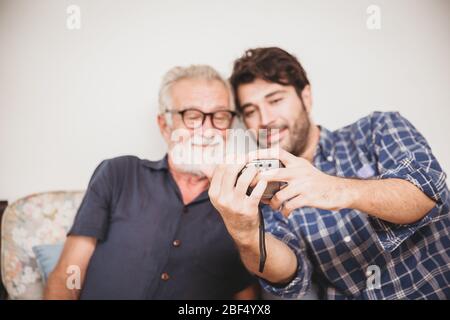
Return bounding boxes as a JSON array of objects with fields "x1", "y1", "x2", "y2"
[
  {"x1": 208, "y1": 154, "x2": 299, "y2": 283},
  {"x1": 208, "y1": 156, "x2": 268, "y2": 246},
  {"x1": 251, "y1": 148, "x2": 350, "y2": 217}
]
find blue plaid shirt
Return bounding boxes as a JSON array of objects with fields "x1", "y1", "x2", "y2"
[{"x1": 260, "y1": 111, "x2": 450, "y2": 299}]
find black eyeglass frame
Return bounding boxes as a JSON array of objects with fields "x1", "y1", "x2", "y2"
[{"x1": 165, "y1": 108, "x2": 237, "y2": 130}]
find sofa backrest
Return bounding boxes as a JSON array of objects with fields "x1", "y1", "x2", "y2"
[{"x1": 1, "y1": 191, "x2": 84, "y2": 299}]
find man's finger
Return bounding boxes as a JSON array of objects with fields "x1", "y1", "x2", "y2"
[
  {"x1": 269, "y1": 183, "x2": 301, "y2": 211},
  {"x1": 220, "y1": 159, "x2": 247, "y2": 193},
  {"x1": 248, "y1": 180, "x2": 268, "y2": 206},
  {"x1": 257, "y1": 167, "x2": 295, "y2": 183},
  {"x1": 209, "y1": 164, "x2": 227, "y2": 199},
  {"x1": 280, "y1": 195, "x2": 305, "y2": 217},
  {"x1": 235, "y1": 165, "x2": 258, "y2": 197}
]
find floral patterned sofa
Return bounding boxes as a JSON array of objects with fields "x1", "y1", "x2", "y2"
[{"x1": 1, "y1": 191, "x2": 85, "y2": 299}]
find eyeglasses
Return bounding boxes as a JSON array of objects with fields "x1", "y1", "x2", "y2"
[{"x1": 165, "y1": 108, "x2": 236, "y2": 130}]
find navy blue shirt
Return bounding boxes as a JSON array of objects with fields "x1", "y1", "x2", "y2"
[{"x1": 68, "y1": 155, "x2": 255, "y2": 299}]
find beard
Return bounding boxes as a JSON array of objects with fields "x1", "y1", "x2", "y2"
[
  {"x1": 258, "y1": 108, "x2": 311, "y2": 156},
  {"x1": 169, "y1": 132, "x2": 225, "y2": 177},
  {"x1": 286, "y1": 109, "x2": 311, "y2": 156}
]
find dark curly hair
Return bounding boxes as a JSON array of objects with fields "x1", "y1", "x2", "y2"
[{"x1": 230, "y1": 47, "x2": 310, "y2": 112}]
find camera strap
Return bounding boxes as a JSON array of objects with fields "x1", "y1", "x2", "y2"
[{"x1": 258, "y1": 206, "x2": 267, "y2": 273}]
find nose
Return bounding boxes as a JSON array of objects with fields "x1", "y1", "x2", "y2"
[
  {"x1": 202, "y1": 114, "x2": 214, "y2": 129},
  {"x1": 259, "y1": 106, "x2": 275, "y2": 127}
]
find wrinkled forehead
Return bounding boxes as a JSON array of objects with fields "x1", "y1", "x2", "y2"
[{"x1": 170, "y1": 78, "x2": 231, "y2": 112}]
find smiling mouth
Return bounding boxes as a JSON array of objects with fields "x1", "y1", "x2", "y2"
[
  {"x1": 191, "y1": 141, "x2": 220, "y2": 148},
  {"x1": 192, "y1": 143, "x2": 218, "y2": 148},
  {"x1": 267, "y1": 127, "x2": 288, "y2": 144},
  {"x1": 189, "y1": 135, "x2": 222, "y2": 148}
]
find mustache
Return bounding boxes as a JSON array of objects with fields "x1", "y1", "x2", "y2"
[
  {"x1": 257, "y1": 125, "x2": 288, "y2": 138},
  {"x1": 188, "y1": 134, "x2": 222, "y2": 146}
]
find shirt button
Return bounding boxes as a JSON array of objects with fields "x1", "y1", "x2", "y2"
[
  {"x1": 326, "y1": 155, "x2": 334, "y2": 162},
  {"x1": 344, "y1": 236, "x2": 351, "y2": 243},
  {"x1": 173, "y1": 239, "x2": 181, "y2": 247},
  {"x1": 161, "y1": 272, "x2": 170, "y2": 281},
  {"x1": 183, "y1": 206, "x2": 188, "y2": 214}
]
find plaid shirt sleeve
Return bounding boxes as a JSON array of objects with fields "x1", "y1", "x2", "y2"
[
  {"x1": 258, "y1": 207, "x2": 313, "y2": 299},
  {"x1": 363, "y1": 111, "x2": 449, "y2": 252}
]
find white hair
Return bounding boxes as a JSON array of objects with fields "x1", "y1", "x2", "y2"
[{"x1": 158, "y1": 65, "x2": 234, "y2": 125}]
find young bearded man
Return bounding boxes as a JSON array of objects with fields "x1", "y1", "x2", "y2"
[{"x1": 208, "y1": 47, "x2": 450, "y2": 299}]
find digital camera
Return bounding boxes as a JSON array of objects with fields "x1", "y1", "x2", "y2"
[{"x1": 238, "y1": 159, "x2": 286, "y2": 199}]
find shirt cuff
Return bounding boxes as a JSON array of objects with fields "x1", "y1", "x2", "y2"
[
  {"x1": 67, "y1": 224, "x2": 107, "y2": 242},
  {"x1": 258, "y1": 226, "x2": 312, "y2": 299},
  {"x1": 372, "y1": 157, "x2": 448, "y2": 252}
]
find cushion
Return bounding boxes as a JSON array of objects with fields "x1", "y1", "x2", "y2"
[{"x1": 32, "y1": 243, "x2": 64, "y2": 283}]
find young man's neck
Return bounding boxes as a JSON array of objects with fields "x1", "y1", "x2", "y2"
[{"x1": 299, "y1": 124, "x2": 321, "y2": 162}]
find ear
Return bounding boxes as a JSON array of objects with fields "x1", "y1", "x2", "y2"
[
  {"x1": 301, "y1": 85, "x2": 313, "y2": 114},
  {"x1": 157, "y1": 114, "x2": 172, "y2": 144}
]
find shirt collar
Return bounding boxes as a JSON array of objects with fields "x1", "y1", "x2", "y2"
[
  {"x1": 141, "y1": 154, "x2": 169, "y2": 170},
  {"x1": 313, "y1": 125, "x2": 335, "y2": 162},
  {"x1": 142, "y1": 154, "x2": 210, "y2": 203}
]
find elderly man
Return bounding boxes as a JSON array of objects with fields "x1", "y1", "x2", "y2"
[
  {"x1": 208, "y1": 47, "x2": 450, "y2": 299},
  {"x1": 45, "y1": 65, "x2": 256, "y2": 299}
]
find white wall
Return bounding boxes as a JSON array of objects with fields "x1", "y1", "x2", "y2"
[{"x1": 1, "y1": 0, "x2": 449, "y2": 202}]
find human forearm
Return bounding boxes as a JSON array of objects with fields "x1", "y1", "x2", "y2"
[
  {"x1": 254, "y1": 148, "x2": 436, "y2": 224},
  {"x1": 233, "y1": 283, "x2": 259, "y2": 300},
  {"x1": 235, "y1": 230, "x2": 298, "y2": 285},
  {"x1": 44, "y1": 268, "x2": 80, "y2": 300},
  {"x1": 341, "y1": 177, "x2": 436, "y2": 224},
  {"x1": 43, "y1": 235, "x2": 95, "y2": 300}
]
